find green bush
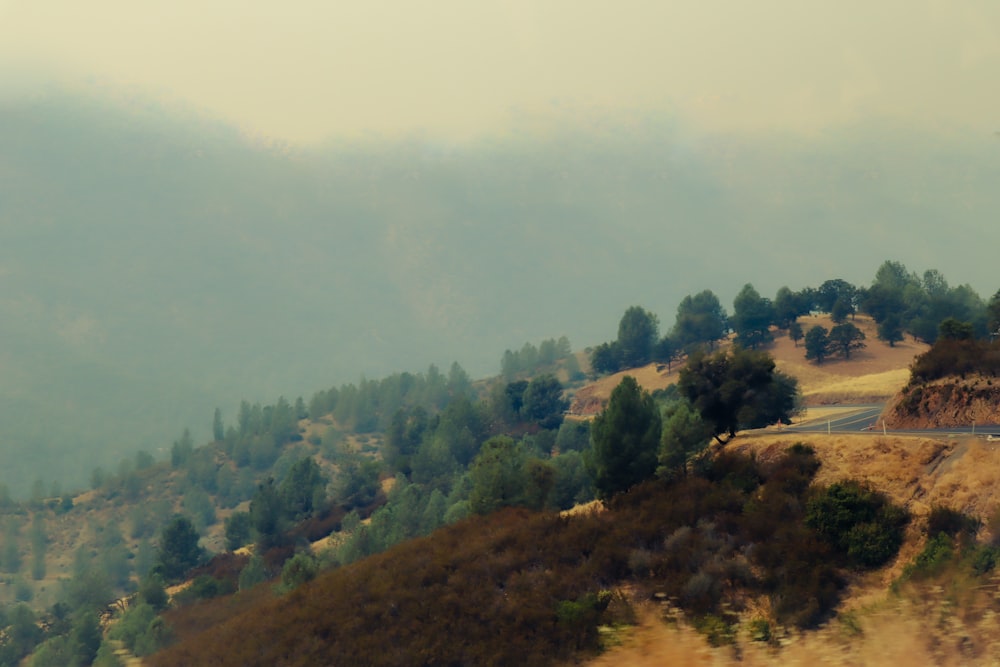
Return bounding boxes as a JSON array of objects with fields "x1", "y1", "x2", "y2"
[
  {"x1": 555, "y1": 592, "x2": 610, "y2": 651},
  {"x1": 693, "y1": 613, "x2": 736, "y2": 647},
  {"x1": 971, "y1": 545, "x2": 1000, "y2": 576},
  {"x1": 748, "y1": 618, "x2": 772, "y2": 643},
  {"x1": 905, "y1": 532, "x2": 954, "y2": 579},
  {"x1": 278, "y1": 552, "x2": 319, "y2": 592},
  {"x1": 846, "y1": 520, "x2": 904, "y2": 568},
  {"x1": 174, "y1": 575, "x2": 234, "y2": 604},
  {"x1": 806, "y1": 481, "x2": 908, "y2": 568},
  {"x1": 927, "y1": 505, "x2": 979, "y2": 539}
]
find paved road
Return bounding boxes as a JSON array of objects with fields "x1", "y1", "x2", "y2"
[
  {"x1": 784, "y1": 405, "x2": 884, "y2": 433},
  {"x1": 778, "y1": 404, "x2": 1000, "y2": 438}
]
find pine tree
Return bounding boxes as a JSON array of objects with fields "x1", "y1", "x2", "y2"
[{"x1": 586, "y1": 376, "x2": 661, "y2": 500}]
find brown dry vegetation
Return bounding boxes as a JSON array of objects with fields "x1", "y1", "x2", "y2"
[
  {"x1": 102, "y1": 319, "x2": 1000, "y2": 665},
  {"x1": 587, "y1": 431, "x2": 1000, "y2": 666},
  {"x1": 775, "y1": 314, "x2": 928, "y2": 404},
  {"x1": 569, "y1": 362, "x2": 680, "y2": 415},
  {"x1": 158, "y1": 428, "x2": 996, "y2": 667},
  {"x1": 587, "y1": 587, "x2": 1000, "y2": 667},
  {"x1": 148, "y1": 445, "x2": 915, "y2": 666},
  {"x1": 878, "y1": 335, "x2": 1000, "y2": 429}
]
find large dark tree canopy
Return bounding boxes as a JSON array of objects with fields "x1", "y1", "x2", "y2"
[
  {"x1": 678, "y1": 347, "x2": 801, "y2": 443},
  {"x1": 815, "y1": 279, "x2": 857, "y2": 315},
  {"x1": 857, "y1": 260, "x2": 987, "y2": 345},
  {"x1": 828, "y1": 322, "x2": 866, "y2": 359}
]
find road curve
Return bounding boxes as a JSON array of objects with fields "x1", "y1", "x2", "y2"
[{"x1": 771, "y1": 404, "x2": 1000, "y2": 438}]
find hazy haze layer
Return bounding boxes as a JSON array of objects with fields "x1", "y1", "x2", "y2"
[
  {"x1": 0, "y1": 90, "x2": 998, "y2": 495},
  {"x1": 2, "y1": 2, "x2": 999, "y2": 143}
]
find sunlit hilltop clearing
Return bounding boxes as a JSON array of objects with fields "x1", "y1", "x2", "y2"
[{"x1": 571, "y1": 314, "x2": 928, "y2": 415}]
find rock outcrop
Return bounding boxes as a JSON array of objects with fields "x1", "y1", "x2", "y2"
[{"x1": 883, "y1": 375, "x2": 1000, "y2": 430}]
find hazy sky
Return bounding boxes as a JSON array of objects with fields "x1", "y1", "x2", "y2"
[{"x1": 2, "y1": 1, "x2": 999, "y2": 144}]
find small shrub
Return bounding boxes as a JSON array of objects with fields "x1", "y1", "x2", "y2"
[
  {"x1": 846, "y1": 517, "x2": 903, "y2": 567},
  {"x1": 173, "y1": 575, "x2": 235, "y2": 606},
  {"x1": 237, "y1": 556, "x2": 269, "y2": 591},
  {"x1": 693, "y1": 613, "x2": 736, "y2": 646},
  {"x1": 13, "y1": 577, "x2": 32, "y2": 602},
  {"x1": 970, "y1": 545, "x2": 999, "y2": 576},
  {"x1": 138, "y1": 574, "x2": 168, "y2": 611},
  {"x1": 278, "y1": 552, "x2": 319, "y2": 592},
  {"x1": 928, "y1": 505, "x2": 980, "y2": 539},
  {"x1": 748, "y1": 618, "x2": 772, "y2": 643},
  {"x1": 681, "y1": 570, "x2": 720, "y2": 612},
  {"x1": 986, "y1": 506, "x2": 1000, "y2": 547},
  {"x1": 627, "y1": 549, "x2": 654, "y2": 578},
  {"x1": 555, "y1": 592, "x2": 610, "y2": 651},
  {"x1": 806, "y1": 481, "x2": 908, "y2": 568},
  {"x1": 838, "y1": 611, "x2": 863, "y2": 637},
  {"x1": 905, "y1": 532, "x2": 955, "y2": 580}
]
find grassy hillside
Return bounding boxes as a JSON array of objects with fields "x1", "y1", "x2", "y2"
[
  {"x1": 6, "y1": 301, "x2": 1000, "y2": 664},
  {"x1": 149, "y1": 427, "x2": 1000, "y2": 666},
  {"x1": 592, "y1": 431, "x2": 1000, "y2": 666},
  {"x1": 147, "y1": 444, "x2": 905, "y2": 666},
  {"x1": 571, "y1": 314, "x2": 928, "y2": 415},
  {"x1": 3, "y1": 88, "x2": 1000, "y2": 497}
]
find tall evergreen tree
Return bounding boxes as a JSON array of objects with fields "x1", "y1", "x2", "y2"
[
  {"x1": 731, "y1": 283, "x2": 774, "y2": 349},
  {"x1": 658, "y1": 401, "x2": 713, "y2": 479},
  {"x1": 672, "y1": 290, "x2": 728, "y2": 351},
  {"x1": 616, "y1": 306, "x2": 659, "y2": 368},
  {"x1": 154, "y1": 516, "x2": 204, "y2": 582},
  {"x1": 469, "y1": 436, "x2": 529, "y2": 515},
  {"x1": 586, "y1": 376, "x2": 661, "y2": 500},
  {"x1": 213, "y1": 408, "x2": 224, "y2": 442}
]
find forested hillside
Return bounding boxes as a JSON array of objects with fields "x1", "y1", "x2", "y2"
[
  {"x1": 1, "y1": 258, "x2": 998, "y2": 665},
  {"x1": 3, "y1": 90, "x2": 1000, "y2": 495}
]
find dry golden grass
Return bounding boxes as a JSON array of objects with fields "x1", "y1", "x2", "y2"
[
  {"x1": 570, "y1": 362, "x2": 680, "y2": 414},
  {"x1": 586, "y1": 593, "x2": 1000, "y2": 667},
  {"x1": 727, "y1": 432, "x2": 1000, "y2": 523},
  {"x1": 587, "y1": 430, "x2": 1000, "y2": 666},
  {"x1": 764, "y1": 314, "x2": 926, "y2": 405},
  {"x1": 570, "y1": 315, "x2": 928, "y2": 414},
  {"x1": 558, "y1": 499, "x2": 603, "y2": 518}
]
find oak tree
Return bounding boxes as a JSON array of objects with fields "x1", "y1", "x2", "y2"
[{"x1": 678, "y1": 347, "x2": 800, "y2": 443}]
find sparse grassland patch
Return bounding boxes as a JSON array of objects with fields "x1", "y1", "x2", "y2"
[{"x1": 572, "y1": 315, "x2": 927, "y2": 414}]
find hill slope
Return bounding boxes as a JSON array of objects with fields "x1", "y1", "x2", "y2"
[
  {"x1": 570, "y1": 314, "x2": 928, "y2": 415},
  {"x1": 590, "y1": 432, "x2": 1000, "y2": 666},
  {"x1": 4, "y1": 88, "x2": 1000, "y2": 495}
]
